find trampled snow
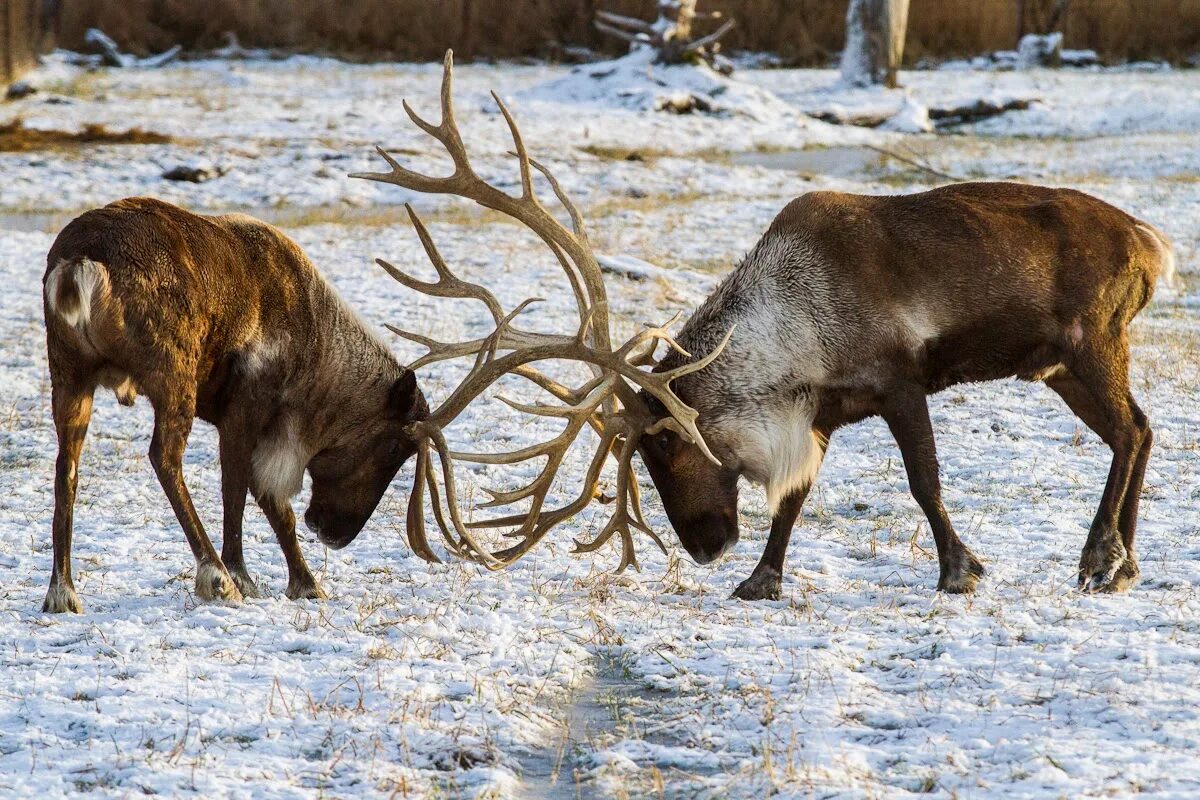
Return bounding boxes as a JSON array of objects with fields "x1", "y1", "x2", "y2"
[{"x1": 1, "y1": 54, "x2": 1198, "y2": 798}]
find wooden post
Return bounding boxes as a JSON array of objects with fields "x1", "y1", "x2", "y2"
[{"x1": 840, "y1": 0, "x2": 911, "y2": 88}]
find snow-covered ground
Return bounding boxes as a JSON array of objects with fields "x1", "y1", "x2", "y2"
[{"x1": 1, "y1": 55, "x2": 1198, "y2": 798}]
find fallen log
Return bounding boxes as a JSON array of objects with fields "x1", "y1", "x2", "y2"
[
  {"x1": 807, "y1": 95, "x2": 1036, "y2": 130},
  {"x1": 928, "y1": 96, "x2": 1036, "y2": 127},
  {"x1": 83, "y1": 28, "x2": 181, "y2": 69}
]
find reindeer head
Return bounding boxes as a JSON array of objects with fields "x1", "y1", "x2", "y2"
[
  {"x1": 635, "y1": 391, "x2": 740, "y2": 564},
  {"x1": 304, "y1": 370, "x2": 429, "y2": 549},
  {"x1": 353, "y1": 51, "x2": 732, "y2": 572}
]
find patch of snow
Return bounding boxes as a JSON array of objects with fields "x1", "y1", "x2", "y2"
[
  {"x1": 518, "y1": 48, "x2": 796, "y2": 122},
  {"x1": 880, "y1": 93, "x2": 933, "y2": 133}
]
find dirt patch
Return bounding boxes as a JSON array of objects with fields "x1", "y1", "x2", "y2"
[{"x1": 0, "y1": 119, "x2": 173, "y2": 152}]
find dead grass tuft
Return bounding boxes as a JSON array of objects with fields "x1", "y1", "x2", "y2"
[{"x1": 0, "y1": 119, "x2": 174, "y2": 153}]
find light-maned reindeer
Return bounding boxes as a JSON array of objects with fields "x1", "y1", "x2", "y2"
[
  {"x1": 42, "y1": 198, "x2": 428, "y2": 613},
  {"x1": 642, "y1": 186, "x2": 1173, "y2": 600},
  {"x1": 352, "y1": 52, "x2": 1172, "y2": 603}
]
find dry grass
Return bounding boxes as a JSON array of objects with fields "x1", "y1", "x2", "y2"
[
  {"x1": 0, "y1": 118, "x2": 173, "y2": 152},
  {"x1": 53, "y1": 0, "x2": 1200, "y2": 65}
]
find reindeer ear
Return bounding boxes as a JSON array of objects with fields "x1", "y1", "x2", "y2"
[{"x1": 390, "y1": 370, "x2": 420, "y2": 418}]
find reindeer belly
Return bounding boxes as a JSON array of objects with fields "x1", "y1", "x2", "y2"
[{"x1": 922, "y1": 318, "x2": 1061, "y2": 392}]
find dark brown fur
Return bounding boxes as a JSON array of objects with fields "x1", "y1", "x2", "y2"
[
  {"x1": 42, "y1": 197, "x2": 426, "y2": 613},
  {"x1": 640, "y1": 182, "x2": 1170, "y2": 600}
]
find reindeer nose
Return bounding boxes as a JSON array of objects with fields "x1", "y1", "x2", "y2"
[
  {"x1": 306, "y1": 506, "x2": 363, "y2": 550},
  {"x1": 681, "y1": 514, "x2": 739, "y2": 565}
]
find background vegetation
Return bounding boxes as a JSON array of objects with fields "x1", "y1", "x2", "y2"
[{"x1": 53, "y1": 0, "x2": 1200, "y2": 65}]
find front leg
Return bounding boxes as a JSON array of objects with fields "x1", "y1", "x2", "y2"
[
  {"x1": 732, "y1": 485, "x2": 812, "y2": 601},
  {"x1": 258, "y1": 495, "x2": 327, "y2": 601},
  {"x1": 881, "y1": 386, "x2": 984, "y2": 593}
]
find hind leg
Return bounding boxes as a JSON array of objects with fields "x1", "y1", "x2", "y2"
[
  {"x1": 1047, "y1": 339, "x2": 1150, "y2": 593},
  {"x1": 218, "y1": 431, "x2": 262, "y2": 599},
  {"x1": 43, "y1": 377, "x2": 95, "y2": 613},
  {"x1": 148, "y1": 394, "x2": 242, "y2": 605}
]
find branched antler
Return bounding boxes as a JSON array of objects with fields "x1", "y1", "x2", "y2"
[{"x1": 353, "y1": 51, "x2": 730, "y2": 572}]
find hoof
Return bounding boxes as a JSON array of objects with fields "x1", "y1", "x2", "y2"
[
  {"x1": 1078, "y1": 532, "x2": 1129, "y2": 593},
  {"x1": 1098, "y1": 559, "x2": 1140, "y2": 593},
  {"x1": 937, "y1": 549, "x2": 985, "y2": 594},
  {"x1": 229, "y1": 570, "x2": 263, "y2": 600},
  {"x1": 42, "y1": 582, "x2": 83, "y2": 614},
  {"x1": 195, "y1": 562, "x2": 244, "y2": 605},
  {"x1": 285, "y1": 576, "x2": 328, "y2": 601},
  {"x1": 731, "y1": 567, "x2": 782, "y2": 601}
]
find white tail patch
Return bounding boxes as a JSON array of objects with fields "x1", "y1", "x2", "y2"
[
  {"x1": 252, "y1": 416, "x2": 308, "y2": 502},
  {"x1": 1136, "y1": 224, "x2": 1180, "y2": 291},
  {"x1": 45, "y1": 258, "x2": 108, "y2": 329}
]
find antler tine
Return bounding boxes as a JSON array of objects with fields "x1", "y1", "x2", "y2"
[
  {"x1": 491, "y1": 394, "x2": 591, "y2": 420},
  {"x1": 385, "y1": 204, "x2": 506, "y2": 321},
  {"x1": 388, "y1": 327, "x2": 568, "y2": 371},
  {"x1": 432, "y1": 50, "x2": 469, "y2": 164},
  {"x1": 422, "y1": 424, "x2": 504, "y2": 567},
  {"x1": 570, "y1": 425, "x2": 658, "y2": 573},
  {"x1": 405, "y1": 441, "x2": 442, "y2": 564},
  {"x1": 475, "y1": 297, "x2": 543, "y2": 368},
  {"x1": 659, "y1": 324, "x2": 736, "y2": 382},
  {"x1": 494, "y1": 94, "x2": 536, "y2": 202},
  {"x1": 527, "y1": 158, "x2": 588, "y2": 242},
  {"x1": 616, "y1": 310, "x2": 690, "y2": 362},
  {"x1": 512, "y1": 364, "x2": 599, "y2": 405},
  {"x1": 480, "y1": 425, "x2": 621, "y2": 557},
  {"x1": 400, "y1": 50, "x2": 470, "y2": 176}
]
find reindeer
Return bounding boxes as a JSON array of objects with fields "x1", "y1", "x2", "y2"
[
  {"x1": 641, "y1": 186, "x2": 1174, "y2": 600},
  {"x1": 352, "y1": 53, "x2": 1172, "y2": 605},
  {"x1": 42, "y1": 198, "x2": 428, "y2": 613}
]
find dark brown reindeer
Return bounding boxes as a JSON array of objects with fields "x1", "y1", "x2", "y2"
[
  {"x1": 355, "y1": 53, "x2": 1174, "y2": 605},
  {"x1": 42, "y1": 198, "x2": 428, "y2": 613},
  {"x1": 640, "y1": 185, "x2": 1175, "y2": 600}
]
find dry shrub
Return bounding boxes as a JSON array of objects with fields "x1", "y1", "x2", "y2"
[
  {"x1": 0, "y1": 118, "x2": 173, "y2": 152},
  {"x1": 52, "y1": 0, "x2": 1200, "y2": 64}
]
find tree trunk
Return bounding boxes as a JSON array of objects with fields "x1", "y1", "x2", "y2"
[{"x1": 840, "y1": 0, "x2": 910, "y2": 88}]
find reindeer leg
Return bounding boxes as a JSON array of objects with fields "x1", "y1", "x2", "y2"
[
  {"x1": 43, "y1": 378, "x2": 95, "y2": 613},
  {"x1": 218, "y1": 431, "x2": 262, "y2": 599},
  {"x1": 149, "y1": 397, "x2": 242, "y2": 605},
  {"x1": 1048, "y1": 342, "x2": 1148, "y2": 593},
  {"x1": 732, "y1": 484, "x2": 812, "y2": 601},
  {"x1": 257, "y1": 495, "x2": 326, "y2": 601},
  {"x1": 882, "y1": 387, "x2": 984, "y2": 593}
]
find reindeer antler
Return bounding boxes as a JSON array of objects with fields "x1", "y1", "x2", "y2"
[{"x1": 352, "y1": 50, "x2": 730, "y2": 571}]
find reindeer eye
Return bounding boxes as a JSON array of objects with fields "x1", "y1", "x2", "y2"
[{"x1": 656, "y1": 431, "x2": 673, "y2": 452}]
